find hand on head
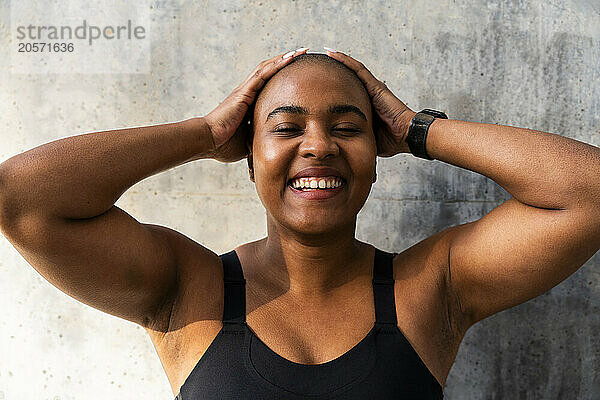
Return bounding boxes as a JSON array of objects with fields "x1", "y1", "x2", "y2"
[
  {"x1": 204, "y1": 48, "x2": 309, "y2": 163},
  {"x1": 324, "y1": 49, "x2": 415, "y2": 157},
  {"x1": 204, "y1": 47, "x2": 413, "y2": 164}
]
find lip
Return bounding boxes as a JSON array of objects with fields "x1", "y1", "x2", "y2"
[
  {"x1": 288, "y1": 183, "x2": 344, "y2": 200},
  {"x1": 287, "y1": 166, "x2": 347, "y2": 201},
  {"x1": 289, "y1": 167, "x2": 344, "y2": 180}
]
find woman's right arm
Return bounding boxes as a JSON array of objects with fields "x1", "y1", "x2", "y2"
[
  {"x1": 0, "y1": 49, "x2": 305, "y2": 330},
  {"x1": 0, "y1": 117, "x2": 217, "y2": 329}
]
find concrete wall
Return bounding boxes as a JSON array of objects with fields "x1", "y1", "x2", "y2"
[{"x1": 1, "y1": 0, "x2": 598, "y2": 398}]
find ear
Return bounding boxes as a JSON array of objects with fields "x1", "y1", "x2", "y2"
[
  {"x1": 247, "y1": 151, "x2": 255, "y2": 183},
  {"x1": 245, "y1": 119, "x2": 255, "y2": 183},
  {"x1": 372, "y1": 159, "x2": 377, "y2": 183}
]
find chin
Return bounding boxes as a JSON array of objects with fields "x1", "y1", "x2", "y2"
[
  {"x1": 284, "y1": 213, "x2": 353, "y2": 236},
  {"x1": 296, "y1": 224, "x2": 340, "y2": 236}
]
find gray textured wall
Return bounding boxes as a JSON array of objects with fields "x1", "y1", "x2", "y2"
[{"x1": 1, "y1": 0, "x2": 599, "y2": 399}]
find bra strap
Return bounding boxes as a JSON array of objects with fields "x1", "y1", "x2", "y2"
[
  {"x1": 220, "y1": 250, "x2": 247, "y2": 332},
  {"x1": 372, "y1": 248, "x2": 398, "y2": 326}
]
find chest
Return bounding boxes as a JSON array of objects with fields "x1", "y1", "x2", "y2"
[{"x1": 147, "y1": 252, "x2": 458, "y2": 396}]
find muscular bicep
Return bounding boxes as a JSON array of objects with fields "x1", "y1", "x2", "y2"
[
  {"x1": 448, "y1": 197, "x2": 600, "y2": 326},
  {"x1": 2, "y1": 205, "x2": 181, "y2": 328}
]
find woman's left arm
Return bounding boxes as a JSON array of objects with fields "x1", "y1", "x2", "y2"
[
  {"x1": 425, "y1": 116, "x2": 600, "y2": 326},
  {"x1": 327, "y1": 49, "x2": 600, "y2": 329}
]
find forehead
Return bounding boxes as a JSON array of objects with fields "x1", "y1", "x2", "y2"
[{"x1": 254, "y1": 63, "x2": 371, "y2": 120}]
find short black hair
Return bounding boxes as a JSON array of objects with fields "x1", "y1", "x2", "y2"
[
  {"x1": 246, "y1": 52, "x2": 368, "y2": 146},
  {"x1": 276, "y1": 52, "x2": 366, "y2": 97},
  {"x1": 286, "y1": 53, "x2": 359, "y2": 76}
]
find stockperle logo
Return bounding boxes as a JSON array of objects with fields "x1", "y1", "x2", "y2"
[
  {"x1": 11, "y1": 1, "x2": 150, "y2": 74},
  {"x1": 15, "y1": 20, "x2": 147, "y2": 46}
]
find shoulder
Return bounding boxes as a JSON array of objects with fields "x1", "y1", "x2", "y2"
[
  {"x1": 145, "y1": 228, "x2": 226, "y2": 334},
  {"x1": 391, "y1": 224, "x2": 468, "y2": 337}
]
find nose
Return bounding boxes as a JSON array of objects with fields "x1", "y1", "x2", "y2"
[{"x1": 298, "y1": 125, "x2": 339, "y2": 160}]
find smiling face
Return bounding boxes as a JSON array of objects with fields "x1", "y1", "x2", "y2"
[{"x1": 250, "y1": 55, "x2": 377, "y2": 236}]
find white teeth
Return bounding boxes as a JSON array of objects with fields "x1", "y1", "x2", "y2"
[{"x1": 289, "y1": 176, "x2": 344, "y2": 190}]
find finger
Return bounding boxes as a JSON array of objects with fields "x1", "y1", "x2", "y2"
[
  {"x1": 241, "y1": 48, "x2": 309, "y2": 92},
  {"x1": 242, "y1": 52, "x2": 288, "y2": 84},
  {"x1": 324, "y1": 49, "x2": 386, "y2": 97},
  {"x1": 247, "y1": 47, "x2": 309, "y2": 88}
]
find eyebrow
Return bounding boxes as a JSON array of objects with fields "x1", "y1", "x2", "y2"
[
  {"x1": 266, "y1": 105, "x2": 308, "y2": 122},
  {"x1": 265, "y1": 104, "x2": 367, "y2": 122},
  {"x1": 328, "y1": 104, "x2": 367, "y2": 121}
]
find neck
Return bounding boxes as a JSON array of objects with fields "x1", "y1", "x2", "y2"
[{"x1": 255, "y1": 215, "x2": 371, "y2": 300}]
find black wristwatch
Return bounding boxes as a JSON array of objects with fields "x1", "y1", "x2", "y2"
[{"x1": 406, "y1": 109, "x2": 448, "y2": 160}]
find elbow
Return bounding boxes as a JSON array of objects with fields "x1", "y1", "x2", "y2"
[
  {"x1": 0, "y1": 164, "x2": 25, "y2": 233},
  {"x1": 0, "y1": 165, "x2": 10, "y2": 226}
]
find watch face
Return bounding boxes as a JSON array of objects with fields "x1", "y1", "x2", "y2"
[
  {"x1": 415, "y1": 113, "x2": 435, "y2": 123},
  {"x1": 421, "y1": 109, "x2": 448, "y2": 119}
]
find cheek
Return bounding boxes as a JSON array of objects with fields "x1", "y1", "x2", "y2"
[
  {"x1": 259, "y1": 141, "x2": 283, "y2": 167},
  {"x1": 350, "y1": 155, "x2": 376, "y2": 185},
  {"x1": 348, "y1": 137, "x2": 377, "y2": 175},
  {"x1": 252, "y1": 138, "x2": 293, "y2": 189}
]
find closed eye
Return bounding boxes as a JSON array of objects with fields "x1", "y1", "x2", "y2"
[
  {"x1": 273, "y1": 128, "x2": 301, "y2": 132},
  {"x1": 275, "y1": 127, "x2": 359, "y2": 131},
  {"x1": 271, "y1": 127, "x2": 361, "y2": 135},
  {"x1": 333, "y1": 127, "x2": 362, "y2": 135}
]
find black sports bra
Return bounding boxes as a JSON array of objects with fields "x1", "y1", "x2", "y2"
[{"x1": 175, "y1": 247, "x2": 443, "y2": 399}]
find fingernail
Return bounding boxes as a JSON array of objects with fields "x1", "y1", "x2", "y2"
[
  {"x1": 323, "y1": 46, "x2": 337, "y2": 53},
  {"x1": 283, "y1": 50, "x2": 295, "y2": 59},
  {"x1": 295, "y1": 47, "x2": 309, "y2": 53}
]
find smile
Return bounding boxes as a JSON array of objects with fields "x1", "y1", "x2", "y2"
[
  {"x1": 289, "y1": 176, "x2": 344, "y2": 190},
  {"x1": 287, "y1": 176, "x2": 346, "y2": 200}
]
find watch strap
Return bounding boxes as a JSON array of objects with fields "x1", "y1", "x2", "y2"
[{"x1": 406, "y1": 109, "x2": 448, "y2": 160}]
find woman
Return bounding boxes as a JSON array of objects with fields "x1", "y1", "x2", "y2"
[{"x1": 0, "y1": 47, "x2": 598, "y2": 399}]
